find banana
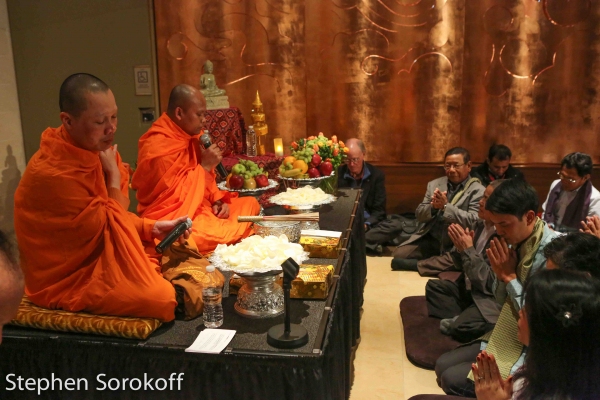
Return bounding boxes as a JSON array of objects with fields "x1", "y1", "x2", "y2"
[{"x1": 281, "y1": 168, "x2": 302, "y2": 177}]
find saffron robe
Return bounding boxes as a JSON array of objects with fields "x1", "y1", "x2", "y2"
[
  {"x1": 131, "y1": 113, "x2": 259, "y2": 253},
  {"x1": 14, "y1": 125, "x2": 177, "y2": 322}
]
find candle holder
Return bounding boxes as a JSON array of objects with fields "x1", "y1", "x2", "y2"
[{"x1": 274, "y1": 137, "x2": 284, "y2": 157}]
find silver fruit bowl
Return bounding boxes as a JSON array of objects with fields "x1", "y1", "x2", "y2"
[
  {"x1": 217, "y1": 179, "x2": 278, "y2": 197},
  {"x1": 279, "y1": 172, "x2": 334, "y2": 190}
]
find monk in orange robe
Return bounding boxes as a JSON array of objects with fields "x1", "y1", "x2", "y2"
[
  {"x1": 14, "y1": 74, "x2": 190, "y2": 322},
  {"x1": 131, "y1": 84, "x2": 260, "y2": 253}
]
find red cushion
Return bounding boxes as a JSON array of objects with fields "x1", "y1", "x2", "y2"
[
  {"x1": 204, "y1": 107, "x2": 245, "y2": 156},
  {"x1": 400, "y1": 296, "x2": 460, "y2": 369}
]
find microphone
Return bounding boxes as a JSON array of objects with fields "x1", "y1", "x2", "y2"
[
  {"x1": 199, "y1": 131, "x2": 228, "y2": 178},
  {"x1": 155, "y1": 218, "x2": 193, "y2": 254}
]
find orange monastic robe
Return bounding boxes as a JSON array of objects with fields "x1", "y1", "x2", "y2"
[
  {"x1": 131, "y1": 113, "x2": 259, "y2": 253},
  {"x1": 14, "y1": 126, "x2": 177, "y2": 322}
]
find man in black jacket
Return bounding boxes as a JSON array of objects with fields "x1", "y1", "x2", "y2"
[
  {"x1": 337, "y1": 139, "x2": 387, "y2": 252},
  {"x1": 472, "y1": 144, "x2": 523, "y2": 187}
]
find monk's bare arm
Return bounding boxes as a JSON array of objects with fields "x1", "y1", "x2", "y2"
[{"x1": 108, "y1": 187, "x2": 130, "y2": 210}]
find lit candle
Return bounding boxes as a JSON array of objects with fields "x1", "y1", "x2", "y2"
[{"x1": 274, "y1": 137, "x2": 284, "y2": 157}]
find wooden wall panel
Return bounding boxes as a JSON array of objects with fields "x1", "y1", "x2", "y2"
[{"x1": 154, "y1": 0, "x2": 600, "y2": 163}]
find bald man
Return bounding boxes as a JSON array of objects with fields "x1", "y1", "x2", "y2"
[
  {"x1": 14, "y1": 73, "x2": 192, "y2": 322},
  {"x1": 0, "y1": 231, "x2": 24, "y2": 344},
  {"x1": 131, "y1": 84, "x2": 259, "y2": 253},
  {"x1": 337, "y1": 138, "x2": 387, "y2": 253}
]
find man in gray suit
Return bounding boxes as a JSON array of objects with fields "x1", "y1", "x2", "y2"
[
  {"x1": 425, "y1": 180, "x2": 505, "y2": 343},
  {"x1": 392, "y1": 147, "x2": 485, "y2": 276}
]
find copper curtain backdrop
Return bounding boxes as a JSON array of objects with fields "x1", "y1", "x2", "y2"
[{"x1": 154, "y1": 0, "x2": 600, "y2": 164}]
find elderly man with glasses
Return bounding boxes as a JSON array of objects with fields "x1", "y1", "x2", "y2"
[
  {"x1": 338, "y1": 138, "x2": 387, "y2": 253},
  {"x1": 542, "y1": 152, "x2": 600, "y2": 233},
  {"x1": 391, "y1": 147, "x2": 485, "y2": 275}
]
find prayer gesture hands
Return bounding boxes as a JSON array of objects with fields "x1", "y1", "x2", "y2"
[
  {"x1": 212, "y1": 200, "x2": 230, "y2": 219},
  {"x1": 99, "y1": 144, "x2": 121, "y2": 189},
  {"x1": 448, "y1": 223, "x2": 474, "y2": 252},
  {"x1": 581, "y1": 215, "x2": 600, "y2": 239},
  {"x1": 431, "y1": 188, "x2": 448, "y2": 210},
  {"x1": 151, "y1": 215, "x2": 193, "y2": 243},
  {"x1": 486, "y1": 237, "x2": 517, "y2": 284},
  {"x1": 200, "y1": 143, "x2": 223, "y2": 172},
  {"x1": 473, "y1": 351, "x2": 513, "y2": 400}
]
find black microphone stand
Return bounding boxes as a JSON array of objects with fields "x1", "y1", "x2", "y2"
[{"x1": 267, "y1": 258, "x2": 309, "y2": 349}]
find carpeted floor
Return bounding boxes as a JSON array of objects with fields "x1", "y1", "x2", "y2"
[{"x1": 350, "y1": 255, "x2": 445, "y2": 400}]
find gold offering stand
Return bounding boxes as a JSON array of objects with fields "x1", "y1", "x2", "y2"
[{"x1": 251, "y1": 91, "x2": 268, "y2": 155}]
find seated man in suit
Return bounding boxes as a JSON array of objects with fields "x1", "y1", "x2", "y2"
[
  {"x1": 0, "y1": 230, "x2": 23, "y2": 344},
  {"x1": 435, "y1": 179, "x2": 559, "y2": 397},
  {"x1": 425, "y1": 180, "x2": 505, "y2": 343},
  {"x1": 471, "y1": 144, "x2": 523, "y2": 187},
  {"x1": 392, "y1": 147, "x2": 485, "y2": 275},
  {"x1": 337, "y1": 138, "x2": 387, "y2": 253},
  {"x1": 542, "y1": 152, "x2": 600, "y2": 233}
]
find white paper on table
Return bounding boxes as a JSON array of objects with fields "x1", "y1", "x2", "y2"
[
  {"x1": 185, "y1": 329, "x2": 236, "y2": 354},
  {"x1": 300, "y1": 230, "x2": 342, "y2": 238}
]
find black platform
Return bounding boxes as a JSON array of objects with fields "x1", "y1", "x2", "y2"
[{"x1": 0, "y1": 188, "x2": 366, "y2": 400}]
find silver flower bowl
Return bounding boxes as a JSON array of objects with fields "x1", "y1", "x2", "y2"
[
  {"x1": 253, "y1": 220, "x2": 301, "y2": 243},
  {"x1": 234, "y1": 270, "x2": 284, "y2": 318}
]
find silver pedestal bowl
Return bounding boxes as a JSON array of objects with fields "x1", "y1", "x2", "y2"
[{"x1": 234, "y1": 270, "x2": 284, "y2": 318}]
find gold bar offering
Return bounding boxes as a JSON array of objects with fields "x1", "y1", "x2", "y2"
[
  {"x1": 290, "y1": 264, "x2": 334, "y2": 299},
  {"x1": 299, "y1": 230, "x2": 342, "y2": 259}
]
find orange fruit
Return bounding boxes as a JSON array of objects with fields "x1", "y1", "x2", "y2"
[
  {"x1": 292, "y1": 160, "x2": 308, "y2": 174},
  {"x1": 284, "y1": 156, "x2": 297, "y2": 165}
]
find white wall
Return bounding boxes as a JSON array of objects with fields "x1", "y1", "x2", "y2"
[{"x1": 0, "y1": 0, "x2": 25, "y2": 235}]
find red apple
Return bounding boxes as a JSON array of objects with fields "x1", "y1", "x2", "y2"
[
  {"x1": 311, "y1": 154, "x2": 322, "y2": 167},
  {"x1": 307, "y1": 167, "x2": 320, "y2": 178},
  {"x1": 229, "y1": 174, "x2": 244, "y2": 189},
  {"x1": 255, "y1": 174, "x2": 269, "y2": 188},
  {"x1": 319, "y1": 161, "x2": 333, "y2": 176}
]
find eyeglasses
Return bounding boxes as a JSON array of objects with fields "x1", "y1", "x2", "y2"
[
  {"x1": 444, "y1": 164, "x2": 465, "y2": 171},
  {"x1": 557, "y1": 171, "x2": 578, "y2": 183},
  {"x1": 347, "y1": 157, "x2": 362, "y2": 164}
]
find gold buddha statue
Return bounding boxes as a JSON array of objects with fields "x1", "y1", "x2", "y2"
[
  {"x1": 200, "y1": 60, "x2": 230, "y2": 110},
  {"x1": 251, "y1": 91, "x2": 268, "y2": 155}
]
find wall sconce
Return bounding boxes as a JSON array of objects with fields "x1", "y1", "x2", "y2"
[{"x1": 274, "y1": 137, "x2": 284, "y2": 157}]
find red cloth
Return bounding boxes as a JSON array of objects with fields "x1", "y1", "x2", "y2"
[{"x1": 204, "y1": 107, "x2": 246, "y2": 156}]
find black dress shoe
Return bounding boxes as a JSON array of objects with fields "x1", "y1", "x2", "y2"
[{"x1": 391, "y1": 258, "x2": 418, "y2": 271}]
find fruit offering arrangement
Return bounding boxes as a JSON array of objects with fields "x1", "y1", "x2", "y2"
[
  {"x1": 279, "y1": 132, "x2": 348, "y2": 179},
  {"x1": 210, "y1": 235, "x2": 309, "y2": 274},
  {"x1": 226, "y1": 159, "x2": 272, "y2": 190}
]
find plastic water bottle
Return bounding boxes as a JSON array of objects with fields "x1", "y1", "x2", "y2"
[
  {"x1": 202, "y1": 265, "x2": 224, "y2": 328},
  {"x1": 246, "y1": 125, "x2": 257, "y2": 157}
]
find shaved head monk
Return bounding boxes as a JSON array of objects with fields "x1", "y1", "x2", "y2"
[
  {"x1": 14, "y1": 73, "x2": 193, "y2": 322},
  {"x1": 131, "y1": 84, "x2": 259, "y2": 253}
]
